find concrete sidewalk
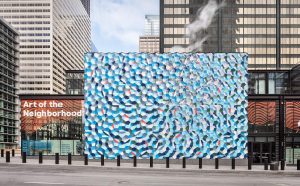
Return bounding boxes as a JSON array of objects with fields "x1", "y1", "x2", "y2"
[{"x1": 1, "y1": 156, "x2": 300, "y2": 176}]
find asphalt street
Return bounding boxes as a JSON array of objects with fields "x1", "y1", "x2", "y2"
[{"x1": 0, "y1": 164, "x2": 300, "y2": 186}]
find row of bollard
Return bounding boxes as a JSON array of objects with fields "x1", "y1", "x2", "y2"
[
  {"x1": 1, "y1": 149, "x2": 15, "y2": 158},
  {"x1": 1, "y1": 149, "x2": 300, "y2": 171}
]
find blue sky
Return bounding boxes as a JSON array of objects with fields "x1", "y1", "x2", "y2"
[{"x1": 91, "y1": 0, "x2": 159, "y2": 52}]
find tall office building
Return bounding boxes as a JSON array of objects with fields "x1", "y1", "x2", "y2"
[
  {"x1": 0, "y1": 0, "x2": 91, "y2": 94},
  {"x1": 160, "y1": 0, "x2": 300, "y2": 70},
  {"x1": 80, "y1": 0, "x2": 90, "y2": 17},
  {"x1": 139, "y1": 15, "x2": 160, "y2": 53},
  {"x1": 0, "y1": 18, "x2": 19, "y2": 149},
  {"x1": 160, "y1": 0, "x2": 300, "y2": 164}
]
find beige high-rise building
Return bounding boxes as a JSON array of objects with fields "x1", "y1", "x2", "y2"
[{"x1": 0, "y1": 0, "x2": 91, "y2": 94}]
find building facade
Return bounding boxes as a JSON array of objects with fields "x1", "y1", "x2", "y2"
[
  {"x1": 80, "y1": 0, "x2": 90, "y2": 17},
  {"x1": 19, "y1": 95, "x2": 84, "y2": 155},
  {"x1": 139, "y1": 15, "x2": 160, "y2": 53},
  {"x1": 0, "y1": 0, "x2": 91, "y2": 94},
  {"x1": 160, "y1": 0, "x2": 300, "y2": 164},
  {"x1": 0, "y1": 18, "x2": 19, "y2": 149},
  {"x1": 160, "y1": 0, "x2": 300, "y2": 70},
  {"x1": 65, "y1": 70, "x2": 84, "y2": 95}
]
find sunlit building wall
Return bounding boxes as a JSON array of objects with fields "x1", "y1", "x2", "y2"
[{"x1": 0, "y1": 0, "x2": 91, "y2": 94}]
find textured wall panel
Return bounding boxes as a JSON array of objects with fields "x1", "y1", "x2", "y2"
[{"x1": 84, "y1": 53, "x2": 248, "y2": 159}]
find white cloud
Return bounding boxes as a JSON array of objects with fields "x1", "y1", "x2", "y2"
[{"x1": 91, "y1": 0, "x2": 159, "y2": 52}]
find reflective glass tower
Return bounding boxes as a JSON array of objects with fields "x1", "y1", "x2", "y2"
[{"x1": 139, "y1": 15, "x2": 160, "y2": 53}]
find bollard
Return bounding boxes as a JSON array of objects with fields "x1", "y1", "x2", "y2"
[
  {"x1": 22, "y1": 152, "x2": 26, "y2": 163},
  {"x1": 182, "y1": 157, "x2": 186, "y2": 168},
  {"x1": 199, "y1": 158, "x2": 202, "y2": 169},
  {"x1": 133, "y1": 156, "x2": 137, "y2": 167},
  {"x1": 264, "y1": 158, "x2": 268, "y2": 170},
  {"x1": 166, "y1": 157, "x2": 170, "y2": 168},
  {"x1": 12, "y1": 149, "x2": 15, "y2": 157},
  {"x1": 281, "y1": 159, "x2": 285, "y2": 170},
  {"x1": 6, "y1": 151, "x2": 10, "y2": 163},
  {"x1": 150, "y1": 156, "x2": 153, "y2": 168},
  {"x1": 215, "y1": 158, "x2": 219, "y2": 169},
  {"x1": 101, "y1": 155, "x2": 104, "y2": 166},
  {"x1": 1, "y1": 149, "x2": 4, "y2": 157},
  {"x1": 117, "y1": 155, "x2": 120, "y2": 166},
  {"x1": 39, "y1": 151, "x2": 43, "y2": 164},
  {"x1": 84, "y1": 154, "x2": 88, "y2": 165},
  {"x1": 248, "y1": 157, "x2": 252, "y2": 170},
  {"x1": 297, "y1": 159, "x2": 300, "y2": 170},
  {"x1": 55, "y1": 153, "x2": 59, "y2": 164},
  {"x1": 232, "y1": 158, "x2": 235, "y2": 170},
  {"x1": 68, "y1": 153, "x2": 72, "y2": 165}
]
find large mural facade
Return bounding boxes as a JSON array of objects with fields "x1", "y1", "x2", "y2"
[{"x1": 84, "y1": 53, "x2": 248, "y2": 159}]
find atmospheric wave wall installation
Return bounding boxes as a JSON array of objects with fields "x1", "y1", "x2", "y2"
[{"x1": 84, "y1": 53, "x2": 248, "y2": 159}]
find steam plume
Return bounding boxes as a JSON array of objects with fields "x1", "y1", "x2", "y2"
[{"x1": 171, "y1": 0, "x2": 225, "y2": 53}]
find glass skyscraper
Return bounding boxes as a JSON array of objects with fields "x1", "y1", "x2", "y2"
[
  {"x1": 0, "y1": 18, "x2": 19, "y2": 149},
  {"x1": 139, "y1": 15, "x2": 160, "y2": 53}
]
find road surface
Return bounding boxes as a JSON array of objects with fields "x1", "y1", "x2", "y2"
[{"x1": 0, "y1": 164, "x2": 300, "y2": 186}]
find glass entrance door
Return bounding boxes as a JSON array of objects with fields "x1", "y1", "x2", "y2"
[{"x1": 252, "y1": 142, "x2": 275, "y2": 164}]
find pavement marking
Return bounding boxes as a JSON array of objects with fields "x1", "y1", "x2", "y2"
[{"x1": 24, "y1": 182, "x2": 65, "y2": 185}]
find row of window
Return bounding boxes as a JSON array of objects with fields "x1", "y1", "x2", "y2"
[
  {"x1": 0, "y1": 32, "x2": 17, "y2": 47},
  {"x1": 0, "y1": 3, "x2": 50, "y2": 7},
  {"x1": 20, "y1": 81, "x2": 50, "y2": 85},
  {"x1": 20, "y1": 75, "x2": 50, "y2": 79},
  {"x1": 0, "y1": 75, "x2": 16, "y2": 87},
  {"x1": 0, "y1": 84, "x2": 15, "y2": 95},
  {"x1": 164, "y1": 8, "x2": 189, "y2": 15},
  {"x1": 0, "y1": 23, "x2": 17, "y2": 38},
  {"x1": 0, "y1": 101, "x2": 15, "y2": 111},
  {"x1": 20, "y1": 45, "x2": 50, "y2": 49},
  {"x1": 164, "y1": 37, "x2": 190, "y2": 45},
  {"x1": 0, "y1": 59, "x2": 17, "y2": 72},
  {"x1": 1, "y1": 15, "x2": 50, "y2": 19},
  {"x1": 0, "y1": 41, "x2": 18, "y2": 56},
  {"x1": 19, "y1": 69, "x2": 50, "y2": 72},
  {"x1": 20, "y1": 51, "x2": 50, "y2": 55},
  {"x1": 20, "y1": 87, "x2": 50, "y2": 91},
  {"x1": 0, "y1": 92, "x2": 15, "y2": 104},
  {"x1": 21, "y1": 63, "x2": 50, "y2": 67},
  {"x1": 17, "y1": 27, "x2": 50, "y2": 31},
  {"x1": 0, "y1": 9, "x2": 50, "y2": 13},
  {"x1": 10, "y1": 21, "x2": 50, "y2": 25},
  {"x1": 164, "y1": 18, "x2": 190, "y2": 24},
  {"x1": 164, "y1": 0, "x2": 189, "y2": 4},
  {"x1": 20, "y1": 33, "x2": 50, "y2": 37},
  {"x1": 20, "y1": 57, "x2": 50, "y2": 61},
  {"x1": 20, "y1": 39, "x2": 50, "y2": 43},
  {"x1": 0, "y1": 51, "x2": 17, "y2": 64}
]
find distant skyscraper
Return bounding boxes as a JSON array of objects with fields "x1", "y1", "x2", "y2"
[
  {"x1": 144, "y1": 15, "x2": 160, "y2": 35},
  {"x1": 139, "y1": 15, "x2": 160, "y2": 53},
  {"x1": 92, "y1": 42, "x2": 98, "y2": 52},
  {"x1": 81, "y1": 0, "x2": 91, "y2": 17},
  {"x1": 0, "y1": 18, "x2": 19, "y2": 149},
  {"x1": 0, "y1": 0, "x2": 91, "y2": 94}
]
